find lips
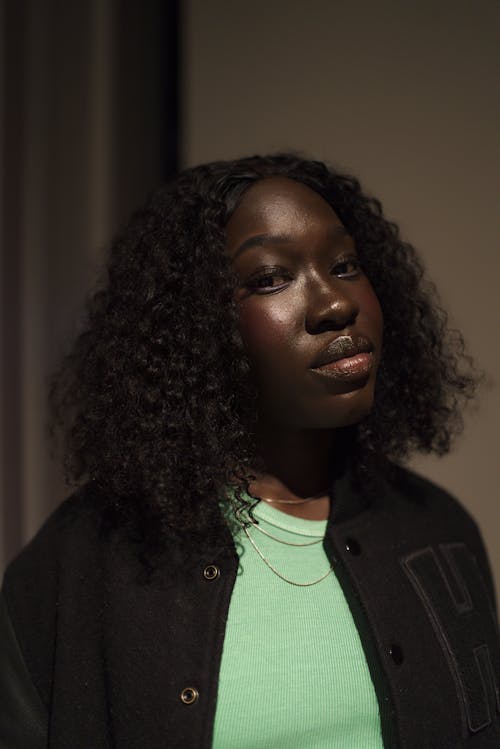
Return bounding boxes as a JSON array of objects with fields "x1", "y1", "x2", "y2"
[{"x1": 310, "y1": 334, "x2": 374, "y2": 369}]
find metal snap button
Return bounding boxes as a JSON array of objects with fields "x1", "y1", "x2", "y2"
[
  {"x1": 345, "y1": 537, "x2": 361, "y2": 555},
  {"x1": 389, "y1": 643, "x2": 404, "y2": 665},
  {"x1": 203, "y1": 564, "x2": 220, "y2": 580},
  {"x1": 180, "y1": 686, "x2": 199, "y2": 704}
]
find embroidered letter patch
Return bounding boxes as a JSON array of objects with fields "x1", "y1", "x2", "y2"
[{"x1": 402, "y1": 543, "x2": 500, "y2": 734}]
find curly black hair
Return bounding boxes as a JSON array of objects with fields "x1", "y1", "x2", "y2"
[{"x1": 49, "y1": 153, "x2": 480, "y2": 554}]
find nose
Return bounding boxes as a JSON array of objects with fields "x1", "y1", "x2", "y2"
[{"x1": 305, "y1": 277, "x2": 359, "y2": 333}]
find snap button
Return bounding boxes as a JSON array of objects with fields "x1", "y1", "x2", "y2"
[
  {"x1": 180, "y1": 686, "x2": 199, "y2": 704},
  {"x1": 345, "y1": 537, "x2": 361, "y2": 555},
  {"x1": 203, "y1": 564, "x2": 220, "y2": 580},
  {"x1": 389, "y1": 643, "x2": 404, "y2": 665}
]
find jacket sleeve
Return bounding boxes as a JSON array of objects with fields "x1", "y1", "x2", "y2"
[{"x1": 0, "y1": 592, "x2": 48, "y2": 749}]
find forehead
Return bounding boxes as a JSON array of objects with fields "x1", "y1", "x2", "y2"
[{"x1": 225, "y1": 176, "x2": 343, "y2": 252}]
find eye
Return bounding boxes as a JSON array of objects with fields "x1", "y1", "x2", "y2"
[
  {"x1": 246, "y1": 267, "x2": 290, "y2": 293},
  {"x1": 332, "y1": 255, "x2": 362, "y2": 278}
]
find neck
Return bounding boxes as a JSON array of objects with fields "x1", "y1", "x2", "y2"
[{"x1": 247, "y1": 424, "x2": 351, "y2": 520}]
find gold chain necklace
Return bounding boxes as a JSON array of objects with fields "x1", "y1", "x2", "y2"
[
  {"x1": 234, "y1": 505, "x2": 322, "y2": 547},
  {"x1": 234, "y1": 505, "x2": 334, "y2": 587},
  {"x1": 260, "y1": 495, "x2": 327, "y2": 505}
]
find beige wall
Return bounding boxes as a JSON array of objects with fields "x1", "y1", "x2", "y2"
[{"x1": 182, "y1": 0, "x2": 500, "y2": 599}]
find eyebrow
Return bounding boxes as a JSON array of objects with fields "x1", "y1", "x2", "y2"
[{"x1": 231, "y1": 226, "x2": 350, "y2": 260}]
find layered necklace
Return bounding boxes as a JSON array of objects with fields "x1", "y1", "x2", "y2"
[{"x1": 233, "y1": 495, "x2": 334, "y2": 587}]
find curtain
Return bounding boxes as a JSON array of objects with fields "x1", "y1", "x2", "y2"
[{"x1": 1, "y1": 0, "x2": 179, "y2": 574}]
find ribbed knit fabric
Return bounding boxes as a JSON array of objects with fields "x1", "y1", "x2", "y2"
[{"x1": 211, "y1": 498, "x2": 384, "y2": 749}]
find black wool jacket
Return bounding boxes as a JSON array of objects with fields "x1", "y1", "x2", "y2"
[{"x1": 1, "y1": 465, "x2": 499, "y2": 749}]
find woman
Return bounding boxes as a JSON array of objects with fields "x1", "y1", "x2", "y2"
[{"x1": 1, "y1": 154, "x2": 498, "y2": 748}]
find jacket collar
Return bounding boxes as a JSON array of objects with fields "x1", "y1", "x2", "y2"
[{"x1": 328, "y1": 464, "x2": 373, "y2": 525}]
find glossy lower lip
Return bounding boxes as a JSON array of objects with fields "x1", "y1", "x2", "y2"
[{"x1": 310, "y1": 352, "x2": 374, "y2": 381}]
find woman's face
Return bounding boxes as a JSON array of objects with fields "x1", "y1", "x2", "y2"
[{"x1": 225, "y1": 177, "x2": 383, "y2": 430}]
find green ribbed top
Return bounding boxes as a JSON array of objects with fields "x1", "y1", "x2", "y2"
[{"x1": 211, "y1": 498, "x2": 383, "y2": 749}]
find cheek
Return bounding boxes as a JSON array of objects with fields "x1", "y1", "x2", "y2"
[
  {"x1": 360, "y1": 285, "x2": 384, "y2": 339},
  {"x1": 237, "y1": 302, "x2": 292, "y2": 360},
  {"x1": 236, "y1": 302, "x2": 303, "y2": 423}
]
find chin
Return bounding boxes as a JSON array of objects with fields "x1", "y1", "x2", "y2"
[
  {"x1": 308, "y1": 387, "x2": 375, "y2": 429},
  {"x1": 259, "y1": 379, "x2": 376, "y2": 430}
]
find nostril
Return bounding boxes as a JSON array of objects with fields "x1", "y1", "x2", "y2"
[{"x1": 310, "y1": 301, "x2": 358, "y2": 334}]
